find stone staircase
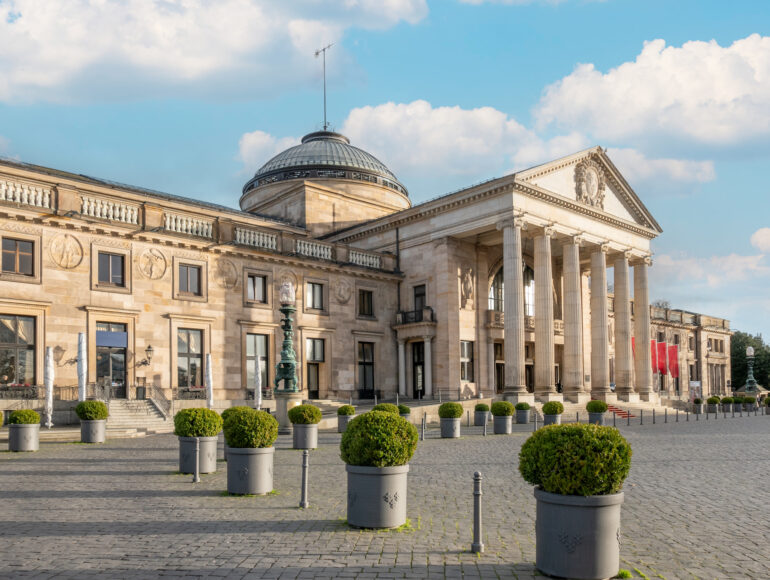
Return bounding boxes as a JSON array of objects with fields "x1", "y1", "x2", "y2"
[{"x1": 107, "y1": 400, "x2": 172, "y2": 435}]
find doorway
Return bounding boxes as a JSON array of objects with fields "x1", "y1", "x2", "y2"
[
  {"x1": 412, "y1": 341, "x2": 424, "y2": 399},
  {"x1": 96, "y1": 322, "x2": 127, "y2": 398}
]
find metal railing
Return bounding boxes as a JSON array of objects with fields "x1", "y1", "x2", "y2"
[
  {"x1": 148, "y1": 384, "x2": 172, "y2": 418},
  {"x1": 0, "y1": 385, "x2": 41, "y2": 399},
  {"x1": 396, "y1": 307, "x2": 435, "y2": 325},
  {"x1": 175, "y1": 387, "x2": 207, "y2": 400}
]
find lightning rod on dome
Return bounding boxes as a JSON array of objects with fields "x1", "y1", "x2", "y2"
[{"x1": 314, "y1": 43, "x2": 334, "y2": 131}]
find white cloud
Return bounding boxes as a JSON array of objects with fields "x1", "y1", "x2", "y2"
[
  {"x1": 238, "y1": 130, "x2": 298, "y2": 174},
  {"x1": 750, "y1": 228, "x2": 770, "y2": 254},
  {"x1": 606, "y1": 148, "x2": 716, "y2": 185},
  {"x1": 535, "y1": 34, "x2": 770, "y2": 146},
  {"x1": 0, "y1": 0, "x2": 428, "y2": 103}
]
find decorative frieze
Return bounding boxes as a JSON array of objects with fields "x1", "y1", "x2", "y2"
[
  {"x1": 349, "y1": 249, "x2": 381, "y2": 269},
  {"x1": 164, "y1": 213, "x2": 213, "y2": 238},
  {"x1": 234, "y1": 227, "x2": 277, "y2": 251},
  {"x1": 295, "y1": 239, "x2": 333, "y2": 261},
  {"x1": 0, "y1": 179, "x2": 52, "y2": 209},
  {"x1": 81, "y1": 196, "x2": 139, "y2": 225}
]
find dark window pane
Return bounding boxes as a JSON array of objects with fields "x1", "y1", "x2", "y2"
[
  {"x1": 2, "y1": 249, "x2": 15, "y2": 273},
  {"x1": 98, "y1": 253, "x2": 110, "y2": 283},
  {"x1": 0, "y1": 317, "x2": 15, "y2": 343},
  {"x1": 247, "y1": 276, "x2": 255, "y2": 301},
  {"x1": 18, "y1": 240, "x2": 32, "y2": 255},
  {"x1": 179, "y1": 265, "x2": 188, "y2": 293},
  {"x1": 2, "y1": 238, "x2": 14, "y2": 252},
  {"x1": 189, "y1": 266, "x2": 200, "y2": 295},
  {"x1": 111, "y1": 255, "x2": 124, "y2": 286},
  {"x1": 19, "y1": 253, "x2": 32, "y2": 276}
]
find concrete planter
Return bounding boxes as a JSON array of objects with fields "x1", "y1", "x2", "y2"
[
  {"x1": 516, "y1": 409, "x2": 530, "y2": 424},
  {"x1": 534, "y1": 487, "x2": 624, "y2": 580},
  {"x1": 722, "y1": 403, "x2": 733, "y2": 413},
  {"x1": 226, "y1": 447, "x2": 274, "y2": 495},
  {"x1": 493, "y1": 415, "x2": 512, "y2": 434},
  {"x1": 338, "y1": 414, "x2": 355, "y2": 433},
  {"x1": 440, "y1": 417, "x2": 461, "y2": 438},
  {"x1": 707, "y1": 404, "x2": 719, "y2": 414},
  {"x1": 744, "y1": 404, "x2": 755, "y2": 412},
  {"x1": 224, "y1": 443, "x2": 229, "y2": 462},
  {"x1": 346, "y1": 464, "x2": 409, "y2": 529},
  {"x1": 293, "y1": 423, "x2": 318, "y2": 449},
  {"x1": 692, "y1": 404, "x2": 704, "y2": 415},
  {"x1": 474, "y1": 411, "x2": 489, "y2": 426},
  {"x1": 9, "y1": 423, "x2": 39, "y2": 452},
  {"x1": 543, "y1": 414, "x2": 562, "y2": 426},
  {"x1": 399, "y1": 413, "x2": 411, "y2": 421},
  {"x1": 178, "y1": 436, "x2": 218, "y2": 474},
  {"x1": 80, "y1": 419, "x2": 106, "y2": 444},
  {"x1": 588, "y1": 412, "x2": 605, "y2": 426}
]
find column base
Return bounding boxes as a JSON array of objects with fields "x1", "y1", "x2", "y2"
[
  {"x1": 503, "y1": 391, "x2": 535, "y2": 405},
  {"x1": 639, "y1": 392, "x2": 658, "y2": 404},
  {"x1": 535, "y1": 392, "x2": 563, "y2": 403},
  {"x1": 617, "y1": 392, "x2": 640, "y2": 403},
  {"x1": 564, "y1": 392, "x2": 591, "y2": 404},
  {"x1": 589, "y1": 391, "x2": 618, "y2": 403},
  {"x1": 275, "y1": 391, "x2": 304, "y2": 435}
]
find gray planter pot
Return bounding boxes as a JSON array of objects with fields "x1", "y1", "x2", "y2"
[
  {"x1": 338, "y1": 414, "x2": 355, "y2": 433},
  {"x1": 588, "y1": 412, "x2": 605, "y2": 426},
  {"x1": 9, "y1": 423, "x2": 39, "y2": 452},
  {"x1": 399, "y1": 413, "x2": 411, "y2": 421},
  {"x1": 474, "y1": 411, "x2": 489, "y2": 426},
  {"x1": 224, "y1": 443, "x2": 229, "y2": 462},
  {"x1": 516, "y1": 409, "x2": 530, "y2": 424},
  {"x1": 178, "y1": 436, "x2": 218, "y2": 474},
  {"x1": 493, "y1": 414, "x2": 513, "y2": 434},
  {"x1": 534, "y1": 487, "x2": 624, "y2": 580},
  {"x1": 692, "y1": 404, "x2": 704, "y2": 414},
  {"x1": 440, "y1": 417, "x2": 461, "y2": 438},
  {"x1": 226, "y1": 447, "x2": 274, "y2": 495},
  {"x1": 744, "y1": 404, "x2": 755, "y2": 412},
  {"x1": 707, "y1": 404, "x2": 719, "y2": 414},
  {"x1": 293, "y1": 423, "x2": 318, "y2": 449},
  {"x1": 80, "y1": 419, "x2": 106, "y2": 444},
  {"x1": 543, "y1": 414, "x2": 562, "y2": 426},
  {"x1": 346, "y1": 464, "x2": 409, "y2": 529}
]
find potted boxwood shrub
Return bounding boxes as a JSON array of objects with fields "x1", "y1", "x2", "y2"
[
  {"x1": 372, "y1": 403, "x2": 399, "y2": 415},
  {"x1": 706, "y1": 396, "x2": 720, "y2": 414},
  {"x1": 515, "y1": 402, "x2": 531, "y2": 424},
  {"x1": 491, "y1": 401, "x2": 514, "y2": 434},
  {"x1": 288, "y1": 404, "x2": 322, "y2": 449},
  {"x1": 340, "y1": 410, "x2": 418, "y2": 528},
  {"x1": 75, "y1": 401, "x2": 109, "y2": 443},
  {"x1": 397, "y1": 404, "x2": 411, "y2": 419},
  {"x1": 732, "y1": 396, "x2": 744, "y2": 413},
  {"x1": 519, "y1": 423, "x2": 632, "y2": 580},
  {"x1": 224, "y1": 408, "x2": 278, "y2": 495},
  {"x1": 721, "y1": 396, "x2": 733, "y2": 413},
  {"x1": 8, "y1": 409, "x2": 40, "y2": 452},
  {"x1": 542, "y1": 401, "x2": 564, "y2": 426},
  {"x1": 744, "y1": 396, "x2": 757, "y2": 412},
  {"x1": 221, "y1": 406, "x2": 253, "y2": 461},
  {"x1": 474, "y1": 403, "x2": 490, "y2": 426},
  {"x1": 586, "y1": 400, "x2": 608, "y2": 425},
  {"x1": 692, "y1": 398, "x2": 704, "y2": 414},
  {"x1": 765, "y1": 397, "x2": 770, "y2": 415},
  {"x1": 174, "y1": 408, "x2": 223, "y2": 474},
  {"x1": 337, "y1": 405, "x2": 356, "y2": 433},
  {"x1": 438, "y1": 402, "x2": 463, "y2": 438}
]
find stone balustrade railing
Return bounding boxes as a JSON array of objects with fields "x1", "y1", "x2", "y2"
[
  {"x1": 164, "y1": 213, "x2": 214, "y2": 238},
  {"x1": 349, "y1": 249, "x2": 381, "y2": 269},
  {"x1": 295, "y1": 239, "x2": 333, "y2": 261},
  {"x1": 0, "y1": 179, "x2": 52, "y2": 209},
  {"x1": 81, "y1": 195, "x2": 139, "y2": 225},
  {"x1": 235, "y1": 227, "x2": 277, "y2": 251}
]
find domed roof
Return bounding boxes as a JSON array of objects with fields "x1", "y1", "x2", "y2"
[{"x1": 242, "y1": 131, "x2": 408, "y2": 197}]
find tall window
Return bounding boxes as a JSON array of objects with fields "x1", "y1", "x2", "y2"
[
  {"x1": 487, "y1": 265, "x2": 535, "y2": 315},
  {"x1": 98, "y1": 252, "x2": 125, "y2": 286},
  {"x1": 179, "y1": 264, "x2": 202, "y2": 296},
  {"x1": 306, "y1": 338, "x2": 325, "y2": 362},
  {"x1": 306, "y1": 338, "x2": 324, "y2": 399},
  {"x1": 688, "y1": 336, "x2": 694, "y2": 351},
  {"x1": 358, "y1": 342, "x2": 374, "y2": 393},
  {"x1": 358, "y1": 289, "x2": 374, "y2": 317},
  {"x1": 178, "y1": 328, "x2": 203, "y2": 387},
  {"x1": 1, "y1": 238, "x2": 33, "y2": 276},
  {"x1": 413, "y1": 284, "x2": 426, "y2": 311},
  {"x1": 523, "y1": 265, "x2": 535, "y2": 316},
  {"x1": 246, "y1": 333, "x2": 269, "y2": 390},
  {"x1": 247, "y1": 274, "x2": 267, "y2": 303},
  {"x1": 0, "y1": 315, "x2": 35, "y2": 385},
  {"x1": 307, "y1": 282, "x2": 324, "y2": 310},
  {"x1": 489, "y1": 269, "x2": 503, "y2": 311},
  {"x1": 96, "y1": 322, "x2": 127, "y2": 392},
  {"x1": 460, "y1": 341, "x2": 474, "y2": 382}
]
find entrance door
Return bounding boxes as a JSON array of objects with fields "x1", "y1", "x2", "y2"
[
  {"x1": 412, "y1": 342, "x2": 424, "y2": 400},
  {"x1": 495, "y1": 363, "x2": 505, "y2": 393},
  {"x1": 307, "y1": 363, "x2": 320, "y2": 400},
  {"x1": 525, "y1": 364, "x2": 534, "y2": 393},
  {"x1": 96, "y1": 322, "x2": 127, "y2": 398}
]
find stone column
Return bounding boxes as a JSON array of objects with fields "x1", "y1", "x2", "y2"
[
  {"x1": 633, "y1": 258, "x2": 654, "y2": 401},
  {"x1": 590, "y1": 245, "x2": 612, "y2": 400},
  {"x1": 562, "y1": 236, "x2": 588, "y2": 403},
  {"x1": 534, "y1": 229, "x2": 559, "y2": 401},
  {"x1": 424, "y1": 336, "x2": 433, "y2": 399},
  {"x1": 487, "y1": 339, "x2": 496, "y2": 395},
  {"x1": 614, "y1": 252, "x2": 637, "y2": 401},
  {"x1": 398, "y1": 339, "x2": 406, "y2": 397}
]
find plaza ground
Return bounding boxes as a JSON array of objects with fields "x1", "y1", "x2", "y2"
[{"x1": 1, "y1": 414, "x2": 768, "y2": 579}]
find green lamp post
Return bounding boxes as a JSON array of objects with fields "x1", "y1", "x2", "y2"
[
  {"x1": 744, "y1": 346, "x2": 758, "y2": 393},
  {"x1": 274, "y1": 281, "x2": 299, "y2": 393}
]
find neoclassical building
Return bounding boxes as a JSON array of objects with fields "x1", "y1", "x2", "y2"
[{"x1": 0, "y1": 130, "x2": 730, "y2": 418}]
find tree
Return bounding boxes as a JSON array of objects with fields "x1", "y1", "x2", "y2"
[
  {"x1": 730, "y1": 331, "x2": 770, "y2": 390},
  {"x1": 651, "y1": 299, "x2": 671, "y2": 309}
]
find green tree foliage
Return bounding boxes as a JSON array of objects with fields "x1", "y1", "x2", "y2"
[{"x1": 731, "y1": 331, "x2": 770, "y2": 389}]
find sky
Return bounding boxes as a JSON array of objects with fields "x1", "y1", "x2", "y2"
[{"x1": 0, "y1": 0, "x2": 769, "y2": 336}]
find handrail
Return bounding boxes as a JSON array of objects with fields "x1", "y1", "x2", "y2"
[{"x1": 148, "y1": 384, "x2": 172, "y2": 418}]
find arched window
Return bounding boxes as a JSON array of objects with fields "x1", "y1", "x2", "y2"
[{"x1": 488, "y1": 265, "x2": 536, "y2": 315}]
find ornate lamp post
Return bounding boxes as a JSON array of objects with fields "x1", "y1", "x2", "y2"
[
  {"x1": 744, "y1": 346, "x2": 758, "y2": 393},
  {"x1": 273, "y1": 280, "x2": 303, "y2": 433}
]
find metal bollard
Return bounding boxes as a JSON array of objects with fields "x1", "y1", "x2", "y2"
[
  {"x1": 665, "y1": 408, "x2": 667, "y2": 423},
  {"x1": 483, "y1": 421, "x2": 487, "y2": 437},
  {"x1": 533, "y1": 413, "x2": 538, "y2": 431},
  {"x1": 613, "y1": 411, "x2": 616, "y2": 427},
  {"x1": 653, "y1": 409, "x2": 655, "y2": 424},
  {"x1": 576, "y1": 412, "x2": 579, "y2": 424},
  {"x1": 467, "y1": 410, "x2": 471, "y2": 427},
  {"x1": 472, "y1": 472, "x2": 484, "y2": 553},
  {"x1": 374, "y1": 393, "x2": 378, "y2": 406},
  {"x1": 299, "y1": 450, "x2": 310, "y2": 509},
  {"x1": 640, "y1": 409, "x2": 643, "y2": 425},
  {"x1": 686, "y1": 411, "x2": 689, "y2": 421},
  {"x1": 396, "y1": 393, "x2": 399, "y2": 407},
  {"x1": 696, "y1": 410, "x2": 699, "y2": 421},
  {"x1": 706, "y1": 409, "x2": 708, "y2": 420},
  {"x1": 421, "y1": 415, "x2": 426, "y2": 441},
  {"x1": 192, "y1": 437, "x2": 201, "y2": 483},
  {"x1": 676, "y1": 409, "x2": 679, "y2": 422},
  {"x1": 627, "y1": 411, "x2": 630, "y2": 426},
  {"x1": 732, "y1": 407, "x2": 735, "y2": 418}
]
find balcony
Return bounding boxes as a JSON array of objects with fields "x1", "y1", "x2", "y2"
[{"x1": 395, "y1": 307, "x2": 435, "y2": 325}]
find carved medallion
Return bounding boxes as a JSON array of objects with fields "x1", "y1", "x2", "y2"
[
  {"x1": 215, "y1": 258, "x2": 238, "y2": 289},
  {"x1": 138, "y1": 248, "x2": 167, "y2": 280},
  {"x1": 333, "y1": 278, "x2": 353, "y2": 305},
  {"x1": 49, "y1": 233, "x2": 83, "y2": 269},
  {"x1": 574, "y1": 156, "x2": 606, "y2": 209}
]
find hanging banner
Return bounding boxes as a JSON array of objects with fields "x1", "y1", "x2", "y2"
[
  {"x1": 651, "y1": 340, "x2": 657, "y2": 372},
  {"x1": 668, "y1": 344, "x2": 679, "y2": 378},
  {"x1": 657, "y1": 341, "x2": 668, "y2": 375},
  {"x1": 632, "y1": 337, "x2": 636, "y2": 359}
]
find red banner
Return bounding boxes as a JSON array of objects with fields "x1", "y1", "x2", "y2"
[
  {"x1": 657, "y1": 342, "x2": 668, "y2": 375},
  {"x1": 651, "y1": 340, "x2": 657, "y2": 372},
  {"x1": 668, "y1": 345, "x2": 679, "y2": 378},
  {"x1": 632, "y1": 337, "x2": 636, "y2": 359}
]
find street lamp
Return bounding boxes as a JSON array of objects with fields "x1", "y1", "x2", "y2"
[
  {"x1": 744, "y1": 346, "x2": 758, "y2": 393},
  {"x1": 275, "y1": 281, "x2": 299, "y2": 393},
  {"x1": 139, "y1": 345, "x2": 154, "y2": 367}
]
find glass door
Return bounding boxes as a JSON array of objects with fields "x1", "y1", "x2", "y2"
[{"x1": 96, "y1": 322, "x2": 127, "y2": 398}]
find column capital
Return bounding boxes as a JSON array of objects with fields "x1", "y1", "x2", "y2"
[
  {"x1": 614, "y1": 249, "x2": 633, "y2": 262},
  {"x1": 561, "y1": 233, "x2": 584, "y2": 247},
  {"x1": 630, "y1": 254, "x2": 653, "y2": 267},
  {"x1": 496, "y1": 216, "x2": 528, "y2": 231}
]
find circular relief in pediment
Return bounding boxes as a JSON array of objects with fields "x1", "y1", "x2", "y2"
[
  {"x1": 138, "y1": 248, "x2": 167, "y2": 280},
  {"x1": 575, "y1": 157, "x2": 606, "y2": 209},
  {"x1": 49, "y1": 233, "x2": 83, "y2": 269}
]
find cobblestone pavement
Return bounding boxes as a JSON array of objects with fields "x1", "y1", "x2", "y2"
[{"x1": 1, "y1": 413, "x2": 768, "y2": 579}]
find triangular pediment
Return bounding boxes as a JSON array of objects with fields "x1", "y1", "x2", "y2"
[{"x1": 516, "y1": 147, "x2": 662, "y2": 233}]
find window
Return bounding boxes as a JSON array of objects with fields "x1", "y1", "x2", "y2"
[
  {"x1": 523, "y1": 265, "x2": 535, "y2": 316},
  {"x1": 358, "y1": 342, "x2": 374, "y2": 393},
  {"x1": 707, "y1": 338, "x2": 713, "y2": 351},
  {"x1": 673, "y1": 334, "x2": 680, "y2": 346},
  {"x1": 413, "y1": 284, "x2": 426, "y2": 311},
  {"x1": 97, "y1": 252, "x2": 125, "y2": 286},
  {"x1": 358, "y1": 289, "x2": 374, "y2": 317},
  {"x1": 306, "y1": 338, "x2": 325, "y2": 362},
  {"x1": 0, "y1": 315, "x2": 35, "y2": 385},
  {"x1": 247, "y1": 274, "x2": 267, "y2": 303},
  {"x1": 179, "y1": 264, "x2": 202, "y2": 296},
  {"x1": 658, "y1": 331, "x2": 665, "y2": 343},
  {"x1": 96, "y1": 322, "x2": 127, "y2": 393},
  {"x1": 306, "y1": 338, "x2": 324, "y2": 400},
  {"x1": 246, "y1": 333, "x2": 269, "y2": 390},
  {"x1": 1, "y1": 238, "x2": 33, "y2": 276},
  {"x1": 460, "y1": 341, "x2": 474, "y2": 382},
  {"x1": 177, "y1": 328, "x2": 203, "y2": 387},
  {"x1": 689, "y1": 336, "x2": 694, "y2": 351},
  {"x1": 307, "y1": 282, "x2": 324, "y2": 310}
]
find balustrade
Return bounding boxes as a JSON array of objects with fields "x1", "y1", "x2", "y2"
[
  {"x1": 349, "y1": 249, "x2": 381, "y2": 269},
  {"x1": 235, "y1": 227, "x2": 277, "y2": 251},
  {"x1": 164, "y1": 213, "x2": 213, "y2": 238},
  {"x1": 81, "y1": 195, "x2": 139, "y2": 224},
  {"x1": 0, "y1": 179, "x2": 52, "y2": 209},
  {"x1": 295, "y1": 239, "x2": 333, "y2": 260}
]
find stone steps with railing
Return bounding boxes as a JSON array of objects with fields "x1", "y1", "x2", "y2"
[{"x1": 108, "y1": 400, "x2": 172, "y2": 433}]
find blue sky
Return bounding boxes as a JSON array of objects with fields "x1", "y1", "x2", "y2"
[{"x1": 1, "y1": 0, "x2": 769, "y2": 336}]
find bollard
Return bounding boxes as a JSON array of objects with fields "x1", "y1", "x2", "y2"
[
  {"x1": 724, "y1": 408, "x2": 727, "y2": 419},
  {"x1": 192, "y1": 437, "x2": 201, "y2": 483},
  {"x1": 472, "y1": 472, "x2": 484, "y2": 553},
  {"x1": 467, "y1": 410, "x2": 471, "y2": 427},
  {"x1": 653, "y1": 409, "x2": 656, "y2": 424},
  {"x1": 576, "y1": 412, "x2": 579, "y2": 424},
  {"x1": 483, "y1": 421, "x2": 487, "y2": 437},
  {"x1": 299, "y1": 450, "x2": 310, "y2": 509},
  {"x1": 676, "y1": 409, "x2": 679, "y2": 422},
  {"x1": 755, "y1": 407, "x2": 758, "y2": 417},
  {"x1": 640, "y1": 409, "x2": 643, "y2": 426},
  {"x1": 613, "y1": 411, "x2": 616, "y2": 427},
  {"x1": 349, "y1": 395, "x2": 352, "y2": 406},
  {"x1": 396, "y1": 392, "x2": 399, "y2": 407},
  {"x1": 715, "y1": 408, "x2": 717, "y2": 420},
  {"x1": 421, "y1": 415, "x2": 426, "y2": 441},
  {"x1": 627, "y1": 411, "x2": 630, "y2": 426},
  {"x1": 696, "y1": 410, "x2": 699, "y2": 421},
  {"x1": 533, "y1": 413, "x2": 538, "y2": 432},
  {"x1": 686, "y1": 411, "x2": 689, "y2": 421},
  {"x1": 374, "y1": 393, "x2": 378, "y2": 406},
  {"x1": 706, "y1": 409, "x2": 708, "y2": 420},
  {"x1": 665, "y1": 408, "x2": 668, "y2": 423}
]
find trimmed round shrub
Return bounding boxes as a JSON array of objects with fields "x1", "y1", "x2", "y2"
[
  {"x1": 372, "y1": 403, "x2": 400, "y2": 415},
  {"x1": 340, "y1": 411, "x2": 418, "y2": 467},
  {"x1": 75, "y1": 401, "x2": 109, "y2": 421},
  {"x1": 744, "y1": 396, "x2": 756, "y2": 404},
  {"x1": 519, "y1": 423, "x2": 632, "y2": 496},
  {"x1": 474, "y1": 403, "x2": 489, "y2": 412},
  {"x1": 732, "y1": 396, "x2": 744, "y2": 404},
  {"x1": 397, "y1": 404, "x2": 411, "y2": 415},
  {"x1": 706, "y1": 396, "x2": 720, "y2": 405},
  {"x1": 693, "y1": 398, "x2": 703, "y2": 405},
  {"x1": 224, "y1": 409, "x2": 278, "y2": 448},
  {"x1": 586, "y1": 400, "x2": 608, "y2": 413},
  {"x1": 8, "y1": 409, "x2": 40, "y2": 424},
  {"x1": 337, "y1": 405, "x2": 355, "y2": 416},
  {"x1": 721, "y1": 397, "x2": 733, "y2": 404},
  {"x1": 515, "y1": 402, "x2": 531, "y2": 411},
  {"x1": 491, "y1": 401, "x2": 515, "y2": 416},
  {"x1": 221, "y1": 406, "x2": 253, "y2": 424},
  {"x1": 173, "y1": 408, "x2": 223, "y2": 437},
  {"x1": 288, "y1": 404, "x2": 322, "y2": 424},
  {"x1": 438, "y1": 402, "x2": 463, "y2": 419},
  {"x1": 541, "y1": 401, "x2": 564, "y2": 415}
]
